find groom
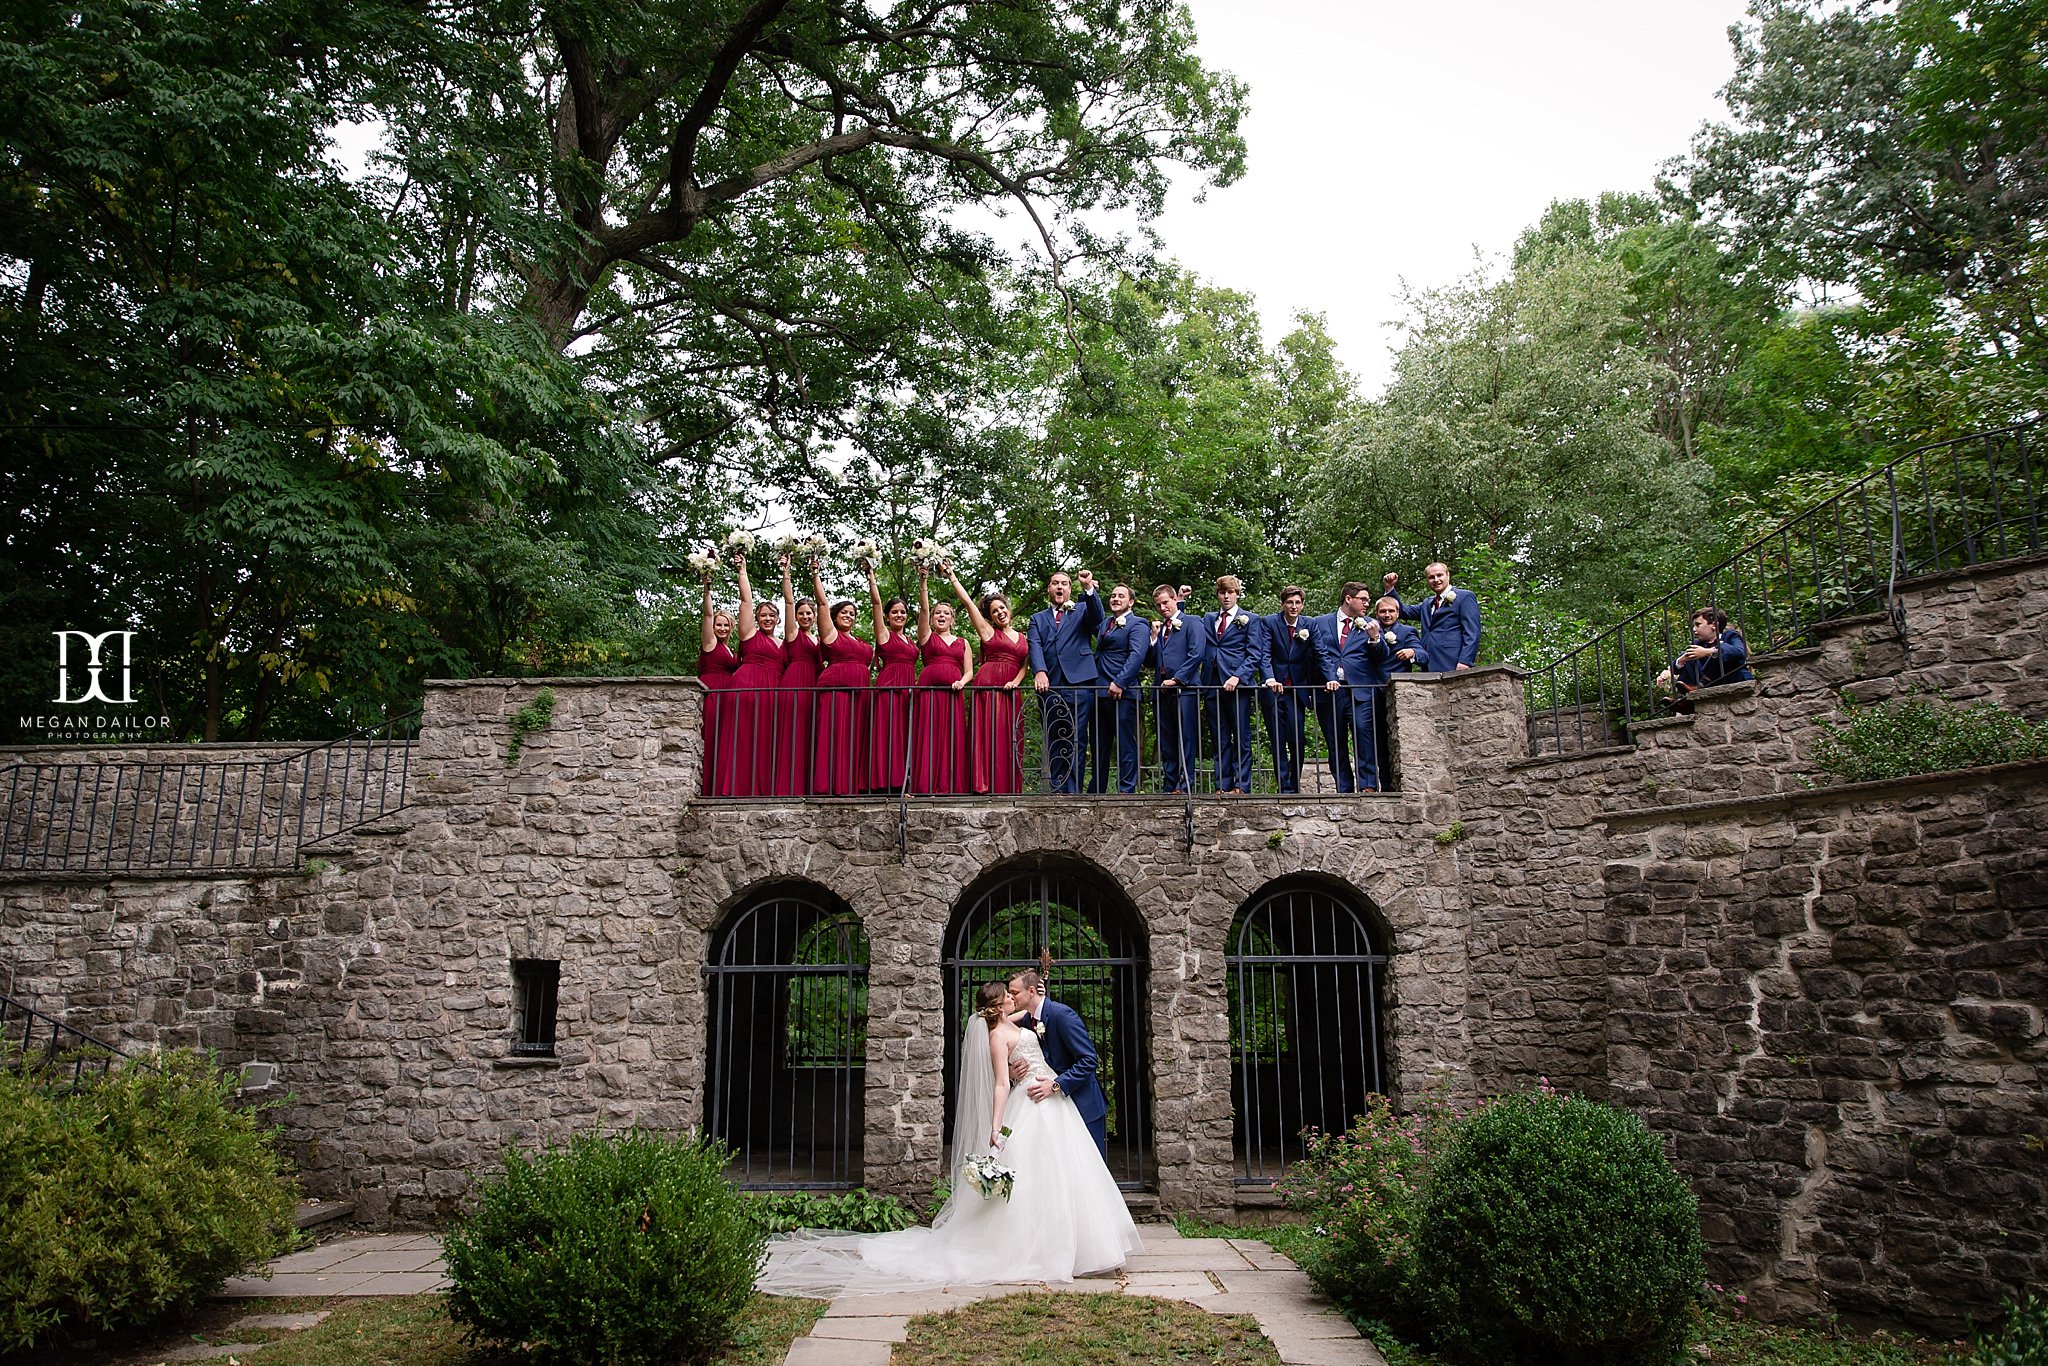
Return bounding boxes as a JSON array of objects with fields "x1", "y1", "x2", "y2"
[{"x1": 1006, "y1": 968, "x2": 1108, "y2": 1158}]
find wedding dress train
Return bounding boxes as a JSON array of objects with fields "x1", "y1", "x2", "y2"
[{"x1": 754, "y1": 1025, "x2": 1141, "y2": 1295}]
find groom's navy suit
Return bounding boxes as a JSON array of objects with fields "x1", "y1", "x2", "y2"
[
  {"x1": 1028, "y1": 997, "x2": 1108, "y2": 1158},
  {"x1": 1028, "y1": 589, "x2": 1105, "y2": 793}
]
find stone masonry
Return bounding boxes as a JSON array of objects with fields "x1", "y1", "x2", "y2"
[{"x1": 2, "y1": 552, "x2": 2044, "y2": 1331}]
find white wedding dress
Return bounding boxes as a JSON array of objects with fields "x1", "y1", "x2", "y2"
[{"x1": 755, "y1": 1023, "x2": 1141, "y2": 1294}]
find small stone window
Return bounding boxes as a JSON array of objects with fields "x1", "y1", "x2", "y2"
[{"x1": 511, "y1": 959, "x2": 560, "y2": 1057}]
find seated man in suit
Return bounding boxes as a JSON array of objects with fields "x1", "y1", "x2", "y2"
[
  {"x1": 1383, "y1": 562, "x2": 1481, "y2": 671},
  {"x1": 1259, "y1": 586, "x2": 1320, "y2": 794},
  {"x1": 1200, "y1": 575, "x2": 1266, "y2": 794},
  {"x1": 1312, "y1": 581, "x2": 1390, "y2": 792},
  {"x1": 1090, "y1": 583, "x2": 1150, "y2": 794},
  {"x1": 1148, "y1": 584, "x2": 1209, "y2": 793},
  {"x1": 1028, "y1": 569, "x2": 1104, "y2": 793},
  {"x1": 1656, "y1": 606, "x2": 1753, "y2": 713}
]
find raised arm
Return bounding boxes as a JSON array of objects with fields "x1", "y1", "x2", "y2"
[
  {"x1": 699, "y1": 558, "x2": 720, "y2": 654},
  {"x1": 867, "y1": 564, "x2": 889, "y2": 648},
  {"x1": 917, "y1": 567, "x2": 934, "y2": 645},
  {"x1": 779, "y1": 555, "x2": 796, "y2": 640},
  {"x1": 811, "y1": 561, "x2": 838, "y2": 648},
  {"x1": 736, "y1": 558, "x2": 757, "y2": 642},
  {"x1": 947, "y1": 566, "x2": 995, "y2": 642}
]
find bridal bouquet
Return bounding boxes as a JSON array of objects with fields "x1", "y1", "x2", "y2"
[
  {"x1": 800, "y1": 533, "x2": 829, "y2": 558},
  {"x1": 725, "y1": 529, "x2": 756, "y2": 555},
  {"x1": 964, "y1": 1142, "x2": 1017, "y2": 1202},
  {"x1": 771, "y1": 531, "x2": 806, "y2": 558},
  {"x1": 909, "y1": 536, "x2": 952, "y2": 571},
  {"x1": 848, "y1": 538, "x2": 879, "y2": 566},
  {"x1": 684, "y1": 551, "x2": 718, "y2": 579}
]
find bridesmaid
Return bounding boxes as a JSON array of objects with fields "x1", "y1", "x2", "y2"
[
  {"x1": 773, "y1": 554, "x2": 822, "y2": 797},
  {"x1": 697, "y1": 557, "x2": 739, "y2": 796},
  {"x1": 727, "y1": 555, "x2": 784, "y2": 797},
  {"x1": 947, "y1": 566, "x2": 1029, "y2": 795},
  {"x1": 909, "y1": 567, "x2": 972, "y2": 794},
  {"x1": 811, "y1": 559, "x2": 874, "y2": 796},
  {"x1": 868, "y1": 566, "x2": 918, "y2": 792}
]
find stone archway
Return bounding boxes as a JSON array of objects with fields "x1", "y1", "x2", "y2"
[
  {"x1": 704, "y1": 880, "x2": 868, "y2": 1188},
  {"x1": 940, "y1": 856, "x2": 1153, "y2": 1189}
]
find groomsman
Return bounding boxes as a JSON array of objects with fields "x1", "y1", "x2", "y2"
[
  {"x1": 1029, "y1": 569, "x2": 1104, "y2": 793},
  {"x1": 1147, "y1": 584, "x2": 1209, "y2": 793},
  {"x1": 1200, "y1": 575, "x2": 1266, "y2": 794},
  {"x1": 1313, "y1": 581, "x2": 1390, "y2": 792},
  {"x1": 1383, "y1": 562, "x2": 1481, "y2": 670},
  {"x1": 1259, "y1": 586, "x2": 1320, "y2": 794},
  {"x1": 1090, "y1": 584, "x2": 1150, "y2": 794},
  {"x1": 1367, "y1": 595, "x2": 1428, "y2": 771}
]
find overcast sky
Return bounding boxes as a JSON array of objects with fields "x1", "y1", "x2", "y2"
[{"x1": 1144, "y1": 0, "x2": 1755, "y2": 395}]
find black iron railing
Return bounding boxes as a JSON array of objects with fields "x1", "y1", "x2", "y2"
[
  {"x1": 0, "y1": 714, "x2": 420, "y2": 874},
  {"x1": 696, "y1": 683, "x2": 1401, "y2": 803},
  {"x1": 1, "y1": 991, "x2": 126, "y2": 1090},
  {"x1": 1527, "y1": 420, "x2": 2045, "y2": 754}
]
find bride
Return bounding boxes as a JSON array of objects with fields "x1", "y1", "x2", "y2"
[{"x1": 755, "y1": 980, "x2": 1141, "y2": 1294}]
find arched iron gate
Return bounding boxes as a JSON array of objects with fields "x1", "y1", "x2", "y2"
[
  {"x1": 1228, "y1": 879, "x2": 1388, "y2": 1184},
  {"x1": 942, "y1": 864, "x2": 1153, "y2": 1190},
  {"x1": 705, "y1": 886, "x2": 868, "y2": 1188}
]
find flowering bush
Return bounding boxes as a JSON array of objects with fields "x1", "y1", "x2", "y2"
[{"x1": 1277, "y1": 1088, "x2": 1462, "y2": 1333}]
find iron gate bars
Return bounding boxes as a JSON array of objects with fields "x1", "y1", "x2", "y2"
[
  {"x1": 1526, "y1": 419, "x2": 2043, "y2": 755},
  {"x1": 0, "y1": 714, "x2": 419, "y2": 874},
  {"x1": 941, "y1": 863, "x2": 1154, "y2": 1191},
  {"x1": 704, "y1": 887, "x2": 870, "y2": 1189},
  {"x1": 1228, "y1": 880, "x2": 1389, "y2": 1184}
]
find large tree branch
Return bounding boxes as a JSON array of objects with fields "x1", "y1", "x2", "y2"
[{"x1": 668, "y1": 0, "x2": 796, "y2": 208}]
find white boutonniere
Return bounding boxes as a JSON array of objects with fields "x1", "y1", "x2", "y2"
[
  {"x1": 1234, "y1": 615, "x2": 1249, "y2": 630},
  {"x1": 1294, "y1": 627, "x2": 1310, "y2": 641},
  {"x1": 1034, "y1": 1020, "x2": 1046, "y2": 1038}
]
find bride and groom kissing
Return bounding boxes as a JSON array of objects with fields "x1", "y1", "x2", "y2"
[{"x1": 756, "y1": 967, "x2": 1141, "y2": 1294}]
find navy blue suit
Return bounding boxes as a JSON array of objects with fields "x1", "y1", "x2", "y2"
[
  {"x1": 1258, "y1": 612, "x2": 1321, "y2": 793},
  {"x1": 1028, "y1": 997, "x2": 1107, "y2": 1157},
  {"x1": 1399, "y1": 588, "x2": 1481, "y2": 670},
  {"x1": 1673, "y1": 628, "x2": 1753, "y2": 690},
  {"x1": 1090, "y1": 611, "x2": 1150, "y2": 793},
  {"x1": 1363, "y1": 620, "x2": 1428, "y2": 684},
  {"x1": 1028, "y1": 590, "x2": 1105, "y2": 792},
  {"x1": 1148, "y1": 612, "x2": 1209, "y2": 792},
  {"x1": 1200, "y1": 608, "x2": 1266, "y2": 791},
  {"x1": 1312, "y1": 611, "x2": 1390, "y2": 791}
]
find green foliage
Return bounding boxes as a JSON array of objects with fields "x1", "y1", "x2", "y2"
[
  {"x1": 1815, "y1": 695, "x2": 2048, "y2": 784},
  {"x1": 1433, "y1": 822, "x2": 1467, "y2": 847},
  {"x1": 745, "y1": 1189, "x2": 915, "y2": 1235},
  {"x1": 1277, "y1": 1091, "x2": 1465, "y2": 1334},
  {"x1": 1414, "y1": 1092, "x2": 1704, "y2": 1366},
  {"x1": 1961, "y1": 1295, "x2": 2048, "y2": 1366},
  {"x1": 0, "y1": 1052, "x2": 299, "y2": 1353},
  {"x1": 505, "y1": 687, "x2": 557, "y2": 766},
  {"x1": 443, "y1": 1129, "x2": 765, "y2": 1366}
]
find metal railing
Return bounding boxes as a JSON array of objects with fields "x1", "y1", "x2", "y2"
[
  {"x1": 697, "y1": 682, "x2": 1401, "y2": 804},
  {"x1": 0, "y1": 714, "x2": 420, "y2": 874},
  {"x1": 1, "y1": 992, "x2": 127, "y2": 1090},
  {"x1": 1527, "y1": 420, "x2": 2044, "y2": 754}
]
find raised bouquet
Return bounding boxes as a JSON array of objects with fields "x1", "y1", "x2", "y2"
[
  {"x1": 909, "y1": 536, "x2": 952, "y2": 571},
  {"x1": 724, "y1": 529, "x2": 756, "y2": 555},
  {"x1": 771, "y1": 531, "x2": 806, "y2": 558},
  {"x1": 800, "y1": 533, "x2": 829, "y2": 558},
  {"x1": 684, "y1": 551, "x2": 718, "y2": 579},
  {"x1": 964, "y1": 1129, "x2": 1017, "y2": 1201},
  {"x1": 848, "y1": 538, "x2": 879, "y2": 566}
]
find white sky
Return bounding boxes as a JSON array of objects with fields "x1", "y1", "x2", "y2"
[{"x1": 1148, "y1": 0, "x2": 1754, "y2": 395}]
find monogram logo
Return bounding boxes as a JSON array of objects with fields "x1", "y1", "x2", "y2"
[{"x1": 54, "y1": 630, "x2": 135, "y2": 705}]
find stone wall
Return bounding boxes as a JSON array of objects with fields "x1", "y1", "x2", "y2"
[{"x1": 1, "y1": 553, "x2": 2044, "y2": 1326}]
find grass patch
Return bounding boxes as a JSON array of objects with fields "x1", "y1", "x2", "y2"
[
  {"x1": 9, "y1": 1294, "x2": 827, "y2": 1366},
  {"x1": 896, "y1": 1293, "x2": 1280, "y2": 1366}
]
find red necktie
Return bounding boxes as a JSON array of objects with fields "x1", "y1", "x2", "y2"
[
  {"x1": 1054, "y1": 608, "x2": 1064, "y2": 628},
  {"x1": 1340, "y1": 617, "x2": 1351, "y2": 644},
  {"x1": 1215, "y1": 615, "x2": 1226, "y2": 639}
]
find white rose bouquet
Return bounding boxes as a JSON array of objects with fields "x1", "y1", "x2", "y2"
[
  {"x1": 801, "y1": 534, "x2": 829, "y2": 558},
  {"x1": 684, "y1": 551, "x2": 718, "y2": 579},
  {"x1": 725, "y1": 530, "x2": 756, "y2": 555},
  {"x1": 964, "y1": 1128, "x2": 1017, "y2": 1201},
  {"x1": 909, "y1": 537, "x2": 951, "y2": 570},
  {"x1": 771, "y1": 531, "x2": 806, "y2": 558},
  {"x1": 848, "y1": 538, "x2": 879, "y2": 566}
]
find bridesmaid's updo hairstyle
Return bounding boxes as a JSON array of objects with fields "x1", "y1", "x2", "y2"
[{"x1": 976, "y1": 981, "x2": 1009, "y2": 1023}]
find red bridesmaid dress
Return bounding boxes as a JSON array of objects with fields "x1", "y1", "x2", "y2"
[
  {"x1": 909, "y1": 633, "x2": 969, "y2": 794},
  {"x1": 812, "y1": 632, "x2": 874, "y2": 796},
  {"x1": 698, "y1": 641, "x2": 738, "y2": 797},
  {"x1": 728, "y1": 631, "x2": 783, "y2": 797},
  {"x1": 969, "y1": 630, "x2": 1030, "y2": 795},
  {"x1": 869, "y1": 633, "x2": 919, "y2": 791},
  {"x1": 774, "y1": 629, "x2": 822, "y2": 796}
]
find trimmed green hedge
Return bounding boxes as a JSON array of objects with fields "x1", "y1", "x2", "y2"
[{"x1": 0, "y1": 1051, "x2": 299, "y2": 1353}]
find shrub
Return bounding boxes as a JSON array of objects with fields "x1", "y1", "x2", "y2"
[
  {"x1": 1414, "y1": 1092, "x2": 1704, "y2": 1366},
  {"x1": 0, "y1": 1051, "x2": 300, "y2": 1353},
  {"x1": 1815, "y1": 694, "x2": 2048, "y2": 783},
  {"x1": 1278, "y1": 1090, "x2": 1462, "y2": 1333},
  {"x1": 443, "y1": 1129, "x2": 765, "y2": 1366},
  {"x1": 747, "y1": 1188, "x2": 915, "y2": 1234},
  {"x1": 1962, "y1": 1294, "x2": 2048, "y2": 1366}
]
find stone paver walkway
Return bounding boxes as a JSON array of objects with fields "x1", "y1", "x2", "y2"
[
  {"x1": 774, "y1": 1226, "x2": 1386, "y2": 1366},
  {"x1": 222, "y1": 1227, "x2": 1382, "y2": 1365}
]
